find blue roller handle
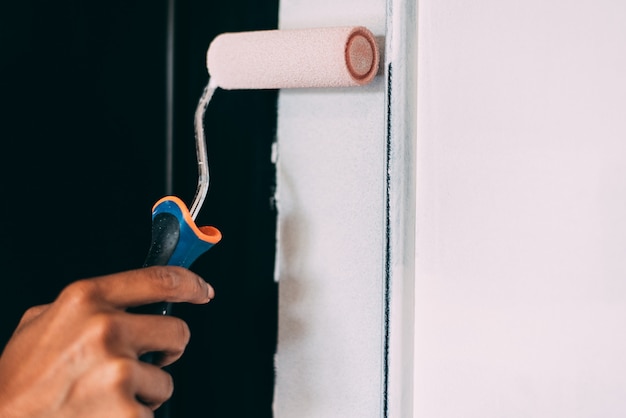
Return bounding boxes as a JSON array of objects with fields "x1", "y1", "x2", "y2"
[{"x1": 136, "y1": 196, "x2": 221, "y2": 363}]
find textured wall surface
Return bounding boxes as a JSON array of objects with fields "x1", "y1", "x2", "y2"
[{"x1": 273, "y1": 1, "x2": 387, "y2": 416}]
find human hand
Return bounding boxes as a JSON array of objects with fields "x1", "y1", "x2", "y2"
[{"x1": 0, "y1": 266, "x2": 214, "y2": 418}]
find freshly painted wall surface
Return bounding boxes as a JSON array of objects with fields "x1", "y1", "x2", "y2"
[
  {"x1": 415, "y1": 1, "x2": 626, "y2": 417},
  {"x1": 273, "y1": 1, "x2": 387, "y2": 417}
]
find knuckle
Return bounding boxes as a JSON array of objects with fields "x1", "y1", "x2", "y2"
[
  {"x1": 59, "y1": 279, "x2": 96, "y2": 308},
  {"x1": 22, "y1": 305, "x2": 40, "y2": 318},
  {"x1": 20, "y1": 305, "x2": 44, "y2": 322},
  {"x1": 104, "y1": 359, "x2": 136, "y2": 389},
  {"x1": 88, "y1": 313, "x2": 121, "y2": 347},
  {"x1": 151, "y1": 266, "x2": 183, "y2": 293}
]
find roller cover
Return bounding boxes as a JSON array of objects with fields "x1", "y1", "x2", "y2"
[{"x1": 206, "y1": 26, "x2": 380, "y2": 89}]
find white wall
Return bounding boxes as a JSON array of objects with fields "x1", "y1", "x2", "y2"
[
  {"x1": 415, "y1": 1, "x2": 626, "y2": 417},
  {"x1": 273, "y1": 1, "x2": 387, "y2": 417},
  {"x1": 274, "y1": 0, "x2": 626, "y2": 417}
]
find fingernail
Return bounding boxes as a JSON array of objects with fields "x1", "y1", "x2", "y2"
[
  {"x1": 207, "y1": 283, "x2": 215, "y2": 301},
  {"x1": 200, "y1": 278, "x2": 214, "y2": 302}
]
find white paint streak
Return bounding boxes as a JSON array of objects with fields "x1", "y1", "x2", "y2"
[{"x1": 273, "y1": 1, "x2": 387, "y2": 416}]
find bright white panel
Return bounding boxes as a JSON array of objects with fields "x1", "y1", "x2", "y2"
[{"x1": 415, "y1": 1, "x2": 626, "y2": 417}]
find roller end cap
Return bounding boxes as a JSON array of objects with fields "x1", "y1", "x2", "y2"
[{"x1": 345, "y1": 28, "x2": 379, "y2": 85}]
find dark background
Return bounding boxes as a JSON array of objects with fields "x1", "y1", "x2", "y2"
[{"x1": 0, "y1": 1, "x2": 278, "y2": 416}]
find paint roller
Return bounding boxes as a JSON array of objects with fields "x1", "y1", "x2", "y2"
[
  {"x1": 207, "y1": 26, "x2": 380, "y2": 89},
  {"x1": 137, "y1": 25, "x2": 380, "y2": 364}
]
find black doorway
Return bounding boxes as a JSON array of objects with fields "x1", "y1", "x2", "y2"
[{"x1": 0, "y1": 1, "x2": 278, "y2": 417}]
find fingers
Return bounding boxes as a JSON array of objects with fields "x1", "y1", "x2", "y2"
[
  {"x1": 61, "y1": 266, "x2": 214, "y2": 309},
  {"x1": 117, "y1": 314, "x2": 193, "y2": 367},
  {"x1": 50, "y1": 266, "x2": 209, "y2": 369},
  {"x1": 2, "y1": 268, "x2": 206, "y2": 418},
  {"x1": 94, "y1": 359, "x2": 174, "y2": 412},
  {"x1": 132, "y1": 361, "x2": 175, "y2": 410}
]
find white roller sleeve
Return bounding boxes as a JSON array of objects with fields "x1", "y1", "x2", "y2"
[{"x1": 206, "y1": 26, "x2": 379, "y2": 89}]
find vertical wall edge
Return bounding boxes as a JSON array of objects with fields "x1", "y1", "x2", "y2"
[{"x1": 383, "y1": 0, "x2": 418, "y2": 416}]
